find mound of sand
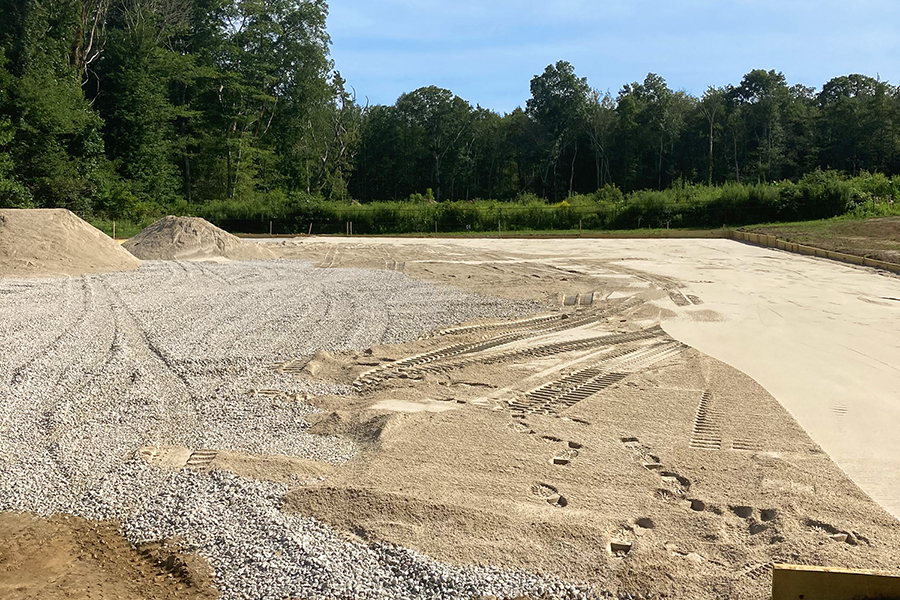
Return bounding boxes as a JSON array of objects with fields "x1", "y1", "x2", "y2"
[
  {"x1": 0, "y1": 209, "x2": 141, "y2": 278},
  {"x1": 123, "y1": 216, "x2": 276, "y2": 261}
]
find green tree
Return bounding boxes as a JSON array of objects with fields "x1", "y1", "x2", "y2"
[
  {"x1": 394, "y1": 86, "x2": 472, "y2": 201},
  {"x1": 526, "y1": 61, "x2": 591, "y2": 198},
  {"x1": 93, "y1": 0, "x2": 191, "y2": 211},
  {"x1": 698, "y1": 87, "x2": 725, "y2": 185},
  {"x1": 727, "y1": 69, "x2": 790, "y2": 182},
  {"x1": 583, "y1": 89, "x2": 616, "y2": 189},
  {"x1": 0, "y1": 0, "x2": 113, "y2": 212}
]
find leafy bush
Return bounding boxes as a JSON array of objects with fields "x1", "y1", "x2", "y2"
[{"x1": 96, "y1": 170, "x2": 896, "y2": 236}]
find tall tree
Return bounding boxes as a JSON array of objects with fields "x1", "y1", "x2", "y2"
[
  {"x1": 0, "y1": 0, "x2": 112, "y2": 212},
  {"x1": 583, "y1": 89, "x2": 616, "y2": 189},
  {"x1": 698, "y1": 87, "x2": 725, "y2": 185},
  {"x1": 526, "y1": 61, "x2": 590, "y2": 198},
  {"x1": 394, "y1": 86, "x2": 471, "y2": 201},
  {"x1": 727, "y1": 69, "x2": 790, "y2": 181}
]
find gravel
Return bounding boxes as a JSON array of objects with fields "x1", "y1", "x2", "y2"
[{"x1": 0, "y1": 259, "x2": 618, "y2": 599}]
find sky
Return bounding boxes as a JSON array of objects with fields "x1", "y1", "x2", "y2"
[{"x1": 326, "y1": 0, "x2": 900, "y2": 114}]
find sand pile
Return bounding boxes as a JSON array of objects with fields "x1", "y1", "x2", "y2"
[
  {"x1": 124, "y1": 216, "x2": 276, "y2": 261},
  {"x1": 0, "y1": 208, "x2": 141, "y2": 278}
]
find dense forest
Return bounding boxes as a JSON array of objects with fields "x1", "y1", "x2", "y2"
[{"x1": 1, "y1": 0, "x2": 898, "y2": 231}]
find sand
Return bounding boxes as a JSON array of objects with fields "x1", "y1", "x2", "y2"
[
  {"x1": 0, "y1": 512, "x2": 215, "y2": 600},
  {"x1": 268, "y1": 236, "x2": 900, "y2": 598},
  {"x1": 123, "y1": 216, "x2": 276, "y2": 261},
  {"x1": 275, "y1": 236, "x2": 900, "y2": 520},
  {"x1": 5, "y1": 234, "x2": 900, "y2": 599},
  {"x1": 0, "y1": 209, "x2": 141, "y2": 278}
]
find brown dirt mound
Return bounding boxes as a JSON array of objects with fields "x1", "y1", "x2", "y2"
[
  {"x1": 0, "y1": 209, "x2": 141, "y2": 278},
  {"x1": 0, "y1": 511, "x2": 216, "y2": 600},
  {"x1": 124, "y1": 216, "x2": 276, "y2": 261}
]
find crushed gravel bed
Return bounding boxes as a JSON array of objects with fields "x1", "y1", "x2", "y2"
[{"x1": 0, "y1": 260, "x2": 626, "y2": 599}]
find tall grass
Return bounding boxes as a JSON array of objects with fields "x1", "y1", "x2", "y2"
[{"x1": 89, "y1": 170, "x2": 900, "y2": 236}]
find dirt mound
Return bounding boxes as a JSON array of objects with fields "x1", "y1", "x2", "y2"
[
  {"x1": 0, "y1": 511, "x2": 215, "y2": 600},
  {"x1": 0, "y1": 209, "x2": 141, "y2": 278},
  {"x1": 123, "y1": 216, "x2": 276, "y2": 261}
]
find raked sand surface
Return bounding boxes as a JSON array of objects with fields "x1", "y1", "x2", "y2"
[{"x1": 287, "y1": 235, "x2": 900, "y2": 519}]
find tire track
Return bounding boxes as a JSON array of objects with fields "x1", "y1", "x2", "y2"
[
  {"x1": 415, "y1": 326, "x2": 668, "y2": 376},
  {"x1": 353, "y1": 313, "x2": 610, "y2": 390},
  {"x1": 509, "y1": 341, "x2": 687, "y2": 414},
  {"x1": 8, "y1": 277, "x2": 92, "y2": 386},
  {"x1": 690, "y1": 391, "x2": 723, "y2": 450}
]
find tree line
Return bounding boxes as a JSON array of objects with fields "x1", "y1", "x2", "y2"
[
  {"x1": 0, "y1": 0, "x2": 357, "y2": 218},
  {"x1": 353, "y1": 63, "x2": 900, "y2": 204},
  {"x1": 1, "y1": 0, "x2": 898, "y2": 224}
]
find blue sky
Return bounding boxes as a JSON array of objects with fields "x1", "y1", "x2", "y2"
[{"x1": 327, "y1": 0, "x2": 900, "y2": 114}]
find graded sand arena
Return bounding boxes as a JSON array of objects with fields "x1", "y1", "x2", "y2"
[{"x1": 1, "y1": 235, "x2": 899, "y2": 599}]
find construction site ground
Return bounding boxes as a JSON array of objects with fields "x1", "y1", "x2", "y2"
[{"x1": 4, "y1": 235, "x2": 900, "y2": 599}]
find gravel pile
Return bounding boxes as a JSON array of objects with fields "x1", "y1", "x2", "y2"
[{"x1": 0, "y1": 260, "x2": 624, "y2": 600}]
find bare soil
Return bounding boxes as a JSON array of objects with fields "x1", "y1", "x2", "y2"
[
  {"x1": 4, "y1": 235, "x2": 900, "y2": 599},
  {"x1": 0, "y1": 209, "x2": 141, "y2": 277},
  {"x1": 123, "y1": 216, "x2": 276, "y2": 261},
  {"x1": 747, "y1": 216, "x2": 900, "y2": 264},
  {"x1": 268, "y1": 239, "x2": 900, "y2": 599},
  {"x1": 0, "y1": 512, "x2": 216, "y2": 600}
]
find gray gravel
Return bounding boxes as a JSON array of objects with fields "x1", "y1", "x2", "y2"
[{"x1": 0, "y1": 259, "x2": 616, "y2": 599}]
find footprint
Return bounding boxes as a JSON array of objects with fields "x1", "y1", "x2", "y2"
[
  {"x1": 608, "y1": 539, "x2": 632, "y2": 556},
  {"x1": 642, "y1": 454, "x2": 662, "y2": 470},
  {"x1": 531, "y1": 482, "x2": 558, "y2": 498},
  {"x1": 508, "y1": 421, "x2": 534, "y2": 434},
  {"x1": 687, "y1": 499, "x2": 706, "y2": 512},
  {"x1": 551, "y1": 447, "x2": 579, "y2": 466},
  {"x1": 608, "y1": 527, "x2": 635, "y2": 556},
  {"x1": 729, "y1": 505, "x2": 753, "y2": 519},
  {"x1": 654, "y1": 488, "x2": 679, "y2": 502},
  {"x1": 804, "y1": 518, "x2": 858, "y2": 545},
  {"x1": 660, "y1": 471, "x2": 691, "y2": 493},
  {"x1": 634, "y1": 517, "x2": 655, "y2": 529},
  {"x1": 749, "y1": 522, "x2": 767, "y2": 535},
  {"x1": 530, "y1": 482, "x2": 567, "y2": 507}
]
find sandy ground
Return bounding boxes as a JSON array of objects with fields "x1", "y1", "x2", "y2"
[
  {"x1": 272, "y1": 236, "x2": 900, "y2": 520},
  {"x1": 0, "y1": 512, "x2": 215, "y2": 599},
  {"x1": 0, "y1": 209, "x2": 140, "y2": 277},
  {"x1": 4, "y1": 234, "x2": 900, "y2": 599}
]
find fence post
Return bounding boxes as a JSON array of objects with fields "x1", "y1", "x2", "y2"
[
  {"x1": 112, "y1": 221, "x2": 116, "y2": 240},
  {"x1": 308, "y1": 222, "x2": 313, "y2": 236}
]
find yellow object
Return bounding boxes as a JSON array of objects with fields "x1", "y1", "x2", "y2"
[{"x1": 773, "y1": 563, "x2": 900, "y2": 600}]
